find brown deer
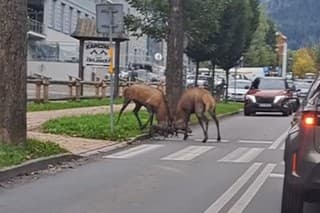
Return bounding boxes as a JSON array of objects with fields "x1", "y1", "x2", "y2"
[
  {"x1": 174, "y1": 87, "x2": 221, "y2": 143},
  {"x1": 116, "y1": 84, "x2": 172, "y2": 132}
]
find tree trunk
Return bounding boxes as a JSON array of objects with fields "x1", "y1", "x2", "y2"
[
  {"x1": 166, "y1": 0, "x2": 184, "y2": 113},
  {"x1": 225, "y1": 69, "x2": 230, "y2": 102},
  {"x1": 195, "y1": 61, "x2": 199, "y2": 87},
  {"x1": 0, "y1": 0, "x2": 27, "y2": 144},
  {"x1": 211, "y1": 63, "x2": 216, "y2": 95}
]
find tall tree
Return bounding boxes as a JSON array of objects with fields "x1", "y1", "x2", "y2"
[
  {"x1": 215, "y1": 0, "x2": 260, "y2": 100},
  {"x1": 244, "y1": 7, "x2": 277, "y2": 67},
  {"x1": 0, "y1": 0, "x2": 27, "y2": 144},
  {"x1": 292, "y1": 48, "x2": 317, "y2": 78},
  {"x1": 166, "y1": 0, "x2": 184, "y2": 111},
  {"x1": 184, "y1": 0, "x2": 226, "y2": 87}
]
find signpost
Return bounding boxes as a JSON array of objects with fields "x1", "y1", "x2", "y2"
[{"x1": 96, "y1": 3, "x2": 124, "y2": 133}]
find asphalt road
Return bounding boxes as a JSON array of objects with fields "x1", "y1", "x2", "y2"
[{"x1": 1, "y1": 113, "x2": 320, "y2": 213}]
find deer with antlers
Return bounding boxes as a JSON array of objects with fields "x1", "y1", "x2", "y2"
[
  {"x1": 116, "y1": 84, "x2": 173, "y2": 134},
  {"x1": 174, "y1": 87, "x2": 221, "y2": 143}
]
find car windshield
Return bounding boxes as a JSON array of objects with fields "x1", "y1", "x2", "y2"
[{"x1": 252, "y1": 78, "x2": 286, "y2": 90}]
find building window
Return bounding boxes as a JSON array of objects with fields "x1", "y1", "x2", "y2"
[
  {"x1": 51, "y1": 0, "x2": 57, "y2": 28},
  {"x1": 60, "y1": 3, "x2": 66, "y2": 32},
  {"x1": 69, "y1": 7, "x2": 73, "y2": 33},
  {"x1": 77, "y1": 10, "x2": 81, "y2": 22}
]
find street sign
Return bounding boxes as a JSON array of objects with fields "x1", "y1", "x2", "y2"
[
  {"x1": 83, "y1": 41, "x2": 113, "y2": 67},
  {"x1": 96, "y1": 3, "x2": 124, "y2": 34},
  {"x1": 108, "y1": 47, "x2": 114, "y2": 74},
  {"x1": 96, "y1": 3, "x2": 124, "y2": 134},
  {"x1": 154, "y1": 53, "x2": 163, "y2": 61}
]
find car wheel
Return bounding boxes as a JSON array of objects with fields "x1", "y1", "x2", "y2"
[
  {"x1": 281, "y1": 175, "x2": 303, "y2": 213},
  {"x1": 244, "y1": 109, "x2": 252, "y2": 116},
  {"x1": 283, "y1": 110, "x2": 291, "y2": 116}
]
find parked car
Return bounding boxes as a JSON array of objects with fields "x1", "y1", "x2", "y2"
[
  {"x1": 244, "y1": 77, "x2": 295, "y2": 116},
  {"x1": 227, "y1": 80, "x2": 251, "y2": 102},
  {"x1": 294, "y1": 81, "x2": 312, "y2": 98},
  {"x1": 186, "y1": 75, "x2": 209, "y2": 88},
  {"x1": 281, "y1": 76, "x2": 320, "y2": 213}
]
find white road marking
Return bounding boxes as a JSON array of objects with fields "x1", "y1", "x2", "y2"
[
  {"x1": 280, "y1": 143, "x2": 285, "y2": 150},
  {"x1": 203, "y1": 163, "x2": 262, "y2": 213},
  {"x1": 103, "y1": 144, "x2": 163, "y2": 159},
  {"x1": 161, "y1": 146, "x2": 214, "y2": 161},
  {"x1": 195, "y1": 139, "x2": 229, "y2": 143},
  {"x1": 269, "y1": 129, "x2": 289, "y2": 149},
  {"x1": 228, "y1": 164, "x2": 276, "y2": 213},
  {"x1": 269, "y1": 173, "x2": 284, "y2": 179},
  {"x1": 239, "y1": 140, "x2": 273, "y2": 144},
  {"x1": 218, "y1": 148, "x2": 250, "y2": 162},
  {"x1": 234, "y1": 148, "x2": 264, "y2": 163},
  {"x1": 218, "y1": 148, "x2": 264, "y2": 163}
]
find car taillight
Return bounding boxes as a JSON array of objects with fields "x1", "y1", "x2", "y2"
[{"x1": 302, "y1": 112, "x2": 317, "y2": 126}]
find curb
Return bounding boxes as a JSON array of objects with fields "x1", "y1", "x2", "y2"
[
  {"x1": 2, "y1": 109, "x2": 243, "y2": 180},
  {"x1": 218, "y1": 109, "x2": 243, "y2": 119},
  {"x1": 0, "y1": 153, "x2": 81, "y2": 182},
  {"x1": 77, "y1": 134, "x2": 151, "y2": 157}
]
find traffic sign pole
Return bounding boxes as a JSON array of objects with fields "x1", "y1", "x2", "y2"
[
  {"x1": 96, "y1": 3, "x2": 124, "y2": 134},
  {"x1": 109, "y1": 8, "x2": 114, "y2": 133}
]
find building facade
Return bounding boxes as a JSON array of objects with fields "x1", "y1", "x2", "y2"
[{"x1": 27, "y1": 0, "x2": 167, "y2": 80}]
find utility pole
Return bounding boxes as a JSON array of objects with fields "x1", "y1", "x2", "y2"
[
  {"x1": 0, "y1": 0, "x2": 27, "y2": 144},
  {"x1": 166, "y1": 0, "x2": 185, "y2": 112}
]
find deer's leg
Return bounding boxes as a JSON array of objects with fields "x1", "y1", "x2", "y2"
[
  {"x1": 195, "y1": 112, "x2": 208, "y2": 143},
  {"x1": 209, "y1": 110, "x2": 221, "y2": 142},
  {"x1": 133, "y1": 104, "x2": 143, "y2": 129},
  {"x1": 142, "y1": 107, "x2": 154, "y2": 129},
  {"x1": 183, "y1": 114, "x2": 191, "y2": 140},
  {"x1": 116, "y1": 99, "x2": 131, "y2": 125}
]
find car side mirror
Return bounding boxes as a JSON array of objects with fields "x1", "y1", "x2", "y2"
[{"x1": 288, "y1": 98, "x2": 300, "y2": 112}]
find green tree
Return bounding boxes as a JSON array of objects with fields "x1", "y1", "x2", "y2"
[
  {"x1": 244, "y1": 7, "x2": 277, "y2": 67},
  {"x1": 215, "y1": 0, "x2": 260, "y2": 100},
  {"x1": 292, "y1": 48, "x2": 317, "y2": 78},
  {"x1": 0, "y1": 0, "x2": 27, "y2": 144}
]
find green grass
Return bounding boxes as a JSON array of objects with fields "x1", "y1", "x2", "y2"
[
  {"x1": 43, "y1": 111, "x2": 150, "y2": 141},
  {"x1": 42, "y1": 102, "x2": 243, "y2": 141},
  {"x1": 216, "y1": 102, "x2": 243, "y2": 114},
  {"x1": 0, "y1": 139, "x2": 67, "y2": 169},
  {"x1": 27, "y1": 98, "x2": 124, "y2": 112}
]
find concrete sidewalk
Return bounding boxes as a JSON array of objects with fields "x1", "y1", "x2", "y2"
[{"x1": 27, "y1": 104, "x2": 136, "y2": 156}]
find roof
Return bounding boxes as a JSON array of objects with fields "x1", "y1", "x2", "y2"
[{"x1": 71, "y1": 18, "x2": 129, "y2": 42}]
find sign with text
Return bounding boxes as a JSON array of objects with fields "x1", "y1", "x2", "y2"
[
  {"x1": 83, "y1": 41, "x2": 113, "y2": 67},
  {"x1": 96, "y1": 3, "x2": 124, "y2": 34}
]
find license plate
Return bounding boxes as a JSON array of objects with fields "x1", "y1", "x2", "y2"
[{"x1": 259, "y1": 103, "x2": 272, "y2": 108}]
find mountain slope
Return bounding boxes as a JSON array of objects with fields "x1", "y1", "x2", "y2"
[{"x1": 261, "y1": 0, "x2": 320, "y2": 49}]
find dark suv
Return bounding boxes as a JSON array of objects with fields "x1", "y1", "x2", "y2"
[
  {"x1": 244, "y1": 77, "x2": 294, "y2": 116},
  {"x1": 282, "y1": 76, "x2": 320, "y2": 213}
]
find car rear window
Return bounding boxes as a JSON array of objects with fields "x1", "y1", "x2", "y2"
[{"x1": 251, "y1": 78, "x2": 286, "y2": 90}]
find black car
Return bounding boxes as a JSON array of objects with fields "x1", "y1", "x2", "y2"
[{"x1": 282, "y1": 76, "x2": 320, "y2": 213}]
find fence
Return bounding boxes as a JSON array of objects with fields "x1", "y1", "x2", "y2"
[{"x1": 27, "y1": 74, "x2": 165, "y2": 103}]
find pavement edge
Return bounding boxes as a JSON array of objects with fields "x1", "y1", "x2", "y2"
[{"x1": 0, "y1": 153, "x2": 81, "y2": 182}]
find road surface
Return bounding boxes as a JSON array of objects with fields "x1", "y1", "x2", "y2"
[{"x1": 1, "y1": 113, "x2": 320, "y2": 213}]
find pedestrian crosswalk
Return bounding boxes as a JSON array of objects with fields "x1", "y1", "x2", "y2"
[
  {"x1": 218, "y1": 147, "x2": 264, "y2": 163},
  {"x1": 161, "y1": 146, "x2": 214, "y2": 161},
  {"x1": 103, "y1": 138, "x2": 285, "y2": 163}
]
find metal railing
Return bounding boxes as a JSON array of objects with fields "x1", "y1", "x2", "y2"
[{"x1": 27, "y1": 18, "x2": 44, "y2": 35}]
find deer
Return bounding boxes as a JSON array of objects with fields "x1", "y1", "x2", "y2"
[
  {"x1": 174, "y1": 87, "x2": 221, "y2": 143},
  {"x1": 116, "y1": 84, "x2": 173, "y2": 134}
]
